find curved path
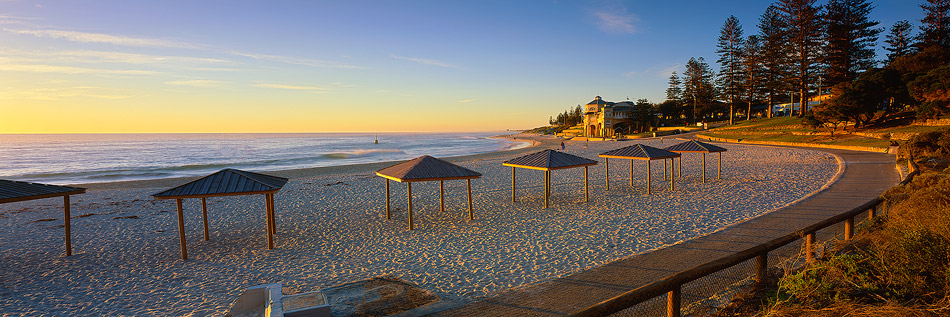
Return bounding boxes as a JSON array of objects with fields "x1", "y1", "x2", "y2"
[{"x1": 442, "y1": 143, "x2": 900, "y2": 316}]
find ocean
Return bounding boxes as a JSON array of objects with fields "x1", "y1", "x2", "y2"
[{"x1": 0, "y1": 133, "x2": 528, "y2": 185}]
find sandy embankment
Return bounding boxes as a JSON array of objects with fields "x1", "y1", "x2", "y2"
[{"x1": 0, "y1": 133, "x2": 840, "y2": 316}]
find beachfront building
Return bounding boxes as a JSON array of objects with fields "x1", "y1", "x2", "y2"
[
  {"x1": 583, "y1": 96, "x2": 636, "y2": 138},
  {"x1": 772, "y1": 93, "x2": 833, "y2": 116}
]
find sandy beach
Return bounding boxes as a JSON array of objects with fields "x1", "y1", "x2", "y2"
[{"x1": 0, "y1": 134, "x2": 840, "y2": 316}]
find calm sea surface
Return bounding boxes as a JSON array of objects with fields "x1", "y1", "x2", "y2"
[{"x1": 0, "y1": 133, "x2": 528, "y2": 185}]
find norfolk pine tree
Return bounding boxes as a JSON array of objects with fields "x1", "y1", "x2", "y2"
[
  {"x1": 823, "y1": 0, "x2": 882, "y2": 87},
  {"x1": 777, "y1": 0, "x2": 824, "y2": 117},
  {"x1": 919, "y1": 0, "x2": 950, "y2": 49},
  {"x1": 684, "y1": 57, "x2": 717, "y2": 124},
  {"x1": 741, "y1": 35, "x2": 765, "y2": 120},
  {"x1": 885, "y1": 20, "x2": 917, "y2": 62},
  {"x1": 717, "y1": 15, "x2": 745, "y2": 124},
  {"x1": 758, "y1": 5, "x2": 790, "y2": 118}
]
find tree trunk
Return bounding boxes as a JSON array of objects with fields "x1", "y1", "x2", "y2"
[
  {"x1": 747, "y1": 100, "x2": 752, "y2": 121},
  {"x1": 729, "y1": 97, "x2": 735, "y2": 125}
]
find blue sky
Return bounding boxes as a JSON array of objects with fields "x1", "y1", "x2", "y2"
[{"x1": 0, "y1": 0, "x2": 928, "y2": 132}]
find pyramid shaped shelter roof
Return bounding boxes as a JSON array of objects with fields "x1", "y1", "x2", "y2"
[
  {"x1": 152, "y1": 168, "x2": 288, "y2": 199},
  {"x1": 376, "y1": 155, "x2": 482, "y2": 183},
  {"x1": 503, "y1": 149, "x2": 598, "y2": 171},
  {"x1": 599, "y1": 144, "x2": 681, "y2": 160},
  {"x1": 664, "y1": 140, "x2": 728, "y2": 153},
  {"x1": 0, "y1": 179, "x2": 85, "y2": 204}
]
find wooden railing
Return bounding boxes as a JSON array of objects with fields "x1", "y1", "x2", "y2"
[{"x1": 572, "y1": 160, "x2": 919, "y2": 317}]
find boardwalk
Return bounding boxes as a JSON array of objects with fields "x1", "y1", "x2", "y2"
[{"x1": 442, "y1": 146, "x2": 899, "y2": 316}]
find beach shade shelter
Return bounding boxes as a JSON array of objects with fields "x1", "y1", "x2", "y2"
[
  {"x1": 599, "y1": 144, "x2": 680, "y2": 194},
  {"x1": 0, "y1": 180, "x2": 85, "y2": 256},
  {"x1": 664, "y1": 140, "x2": 728, "y2": 183},
  {"x1": 503, "y1": 149, "x2": 598, "y2": 208},
  {"x1": 376, "y1": 156, "x2": 482, "y2": 230},
  {"x1": 151, "y1": 169, "x2": 288, "y2": 260}
]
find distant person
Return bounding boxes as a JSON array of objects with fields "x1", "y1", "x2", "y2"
[{"x1": 560, "y1": 141, "x2": 565, "y2": 150}]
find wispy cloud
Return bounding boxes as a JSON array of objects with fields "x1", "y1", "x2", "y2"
[
  {"x1": 0, "y1": 86, "x2": 132, "y2": 100},
  {"x1": 254, "y1": 83, "x2": 328, "y2": 92},
  {"x1": 391, "y1": 55, "x2": 462, "y2": 70},
  {"x1": 0, "y1": 15, "x2": 40, "y2": 26},
  {"x1": 592, "y1": 11, "x2": 638, "y2": 34},
  {"x1": 3, "y1": 25, "x2": 364, "y2": 70},
  {"x1": 1, "y1": 49, "x2": 229, "y2": 66},
  {"x1": 59, "y1": 50, "x2": 228, "y2": 65},
  {"x1": 458, "y1": 99, "x2": 475, "y2": 103},
  {"x1": 0, "y1": 60, "x2": 156, "y2": 75},
  {"x1": 654, "y1": 64, "x2": 683, "y2": 77},
  {"x1": 165, "y1": 80, "x2": 227, "y2": 88},
  {"x1": 3, "y1": 28, "x2": 200, "y2": 49},
  {"x1": 230, "y1": 51, "x2": 361, "y2": 69},
  {"x1": 623, "y1": 64, "x2": 682, "y2": 79}
]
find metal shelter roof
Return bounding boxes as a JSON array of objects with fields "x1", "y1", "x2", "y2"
[
  {"x1": 376, "y1": 155, "x2": 482, "y2": 182},
  {"x1": 152, "y1": 169, "x2": 288, "y2": 199},
  {"x1": 664, "y1": 140, "x2": 728, "y2": 153},
  {"x1": 599, "y1": 144, "x2": 681, "y2": 160},
  {"x1": 503, "y1": 149, "x2": 598, "y2": 171},
  {"x1": 0, "y1": 179, "x2": 85, "y2": 204}
]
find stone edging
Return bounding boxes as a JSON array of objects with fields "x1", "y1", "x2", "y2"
[{"x1": 696, "y1": 134, "x2": 890, "y2": 153}]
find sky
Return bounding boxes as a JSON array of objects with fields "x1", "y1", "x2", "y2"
[{"x1": 0, "y1": 0, "x2": 926, "y2": 133}]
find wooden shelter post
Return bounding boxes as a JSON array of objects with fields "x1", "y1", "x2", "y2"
[
  {"x1": 702, "y1": 153, "x2": 707, "y2": 183},
  {"x1": 201, "y1": 197, "x2": 209, "y2": 241},
  {"x1": 647, "y1": 160, "x2": 652, "y2": 194},
  {"x1": 718, "y1": 152, "x2": 722, "y2": 179},
  {"x1": 64, "y1": 195, "x2": 71, "y2": 256},
  {"x1": 544, "y1": 171, "x2": 550, "y2": 208},
  {"x1": 467, "y1": 179, "x2": 473, "y2": 220},
  {"x1": 629, "y1": 160, "x2": 634, "y2": 187},
  {"x1": 584, "y1": 166, "x2": 589, "y2": 202},
  {"x1": 385, "y1": 179, "x2": 391, "y2": 219},
  {"x1": 511, "y1": 167, "x2": 516, "y2": 202},
  {"x1": 604, "y1": 159, "x2": 609, "y2": 190},
  {"x1": 678, "y1": 156, "x2": 682, "y2": 177},
  {"x1": 670, "y1": 158, "x2": 675, "y2": 191},
  {"x1": 264, "y1": 194, "x2": 274, "y2": 249},
  {"x1": 664, "y1": 159, "x2": 668, "y2": 180},
  {"x1": 268, "y1": 193, "x2": 277, "y2": 236},
  {"x1": 407, "y1": 182, "x2": 414, "y2": 230},
  {"x1": 176, "y1": 198, "x2": 187, "y2": 260},
  {"x1": 439, "y1": 180, "x2": 445, "y2": 213}
]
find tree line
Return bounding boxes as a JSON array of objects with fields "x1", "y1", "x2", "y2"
[{"x1": 663, "y1": 0, "x2": 950, "y2": 129}]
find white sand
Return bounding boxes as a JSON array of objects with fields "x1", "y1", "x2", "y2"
[{"x1": 0, "y1": 135, "x2": 840, "y2": 315}]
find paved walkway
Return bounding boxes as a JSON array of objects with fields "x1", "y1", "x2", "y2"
[{"x1": 441, "y1": 144, "x2": 900, "y2": 316}]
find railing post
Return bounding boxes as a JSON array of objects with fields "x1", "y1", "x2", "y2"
[
  {"x1": 868, "y1": 206, "x2": 876, "y2": 219},
  {"x1": 845, "y1": 217, "x2": 854, "y2": 240},
  {"x1": 667, "y1": 285, "x2": 681, "y2": 317},
  {"x1": 755, "y1": 253, "x2": 768, "y2": 283},
  {"x1": 805, "y1": 232, "x2": 815, "y2": 262}
]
